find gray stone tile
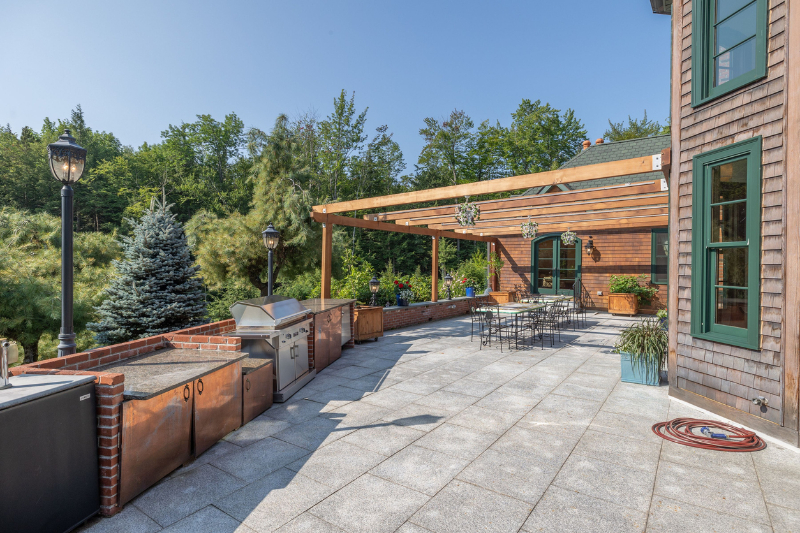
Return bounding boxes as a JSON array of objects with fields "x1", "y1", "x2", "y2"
[
  {"x1": 382, "y1": 403, "x2": 451, "y2": 432},
  {"x1": 395, "y1": 523, "x2": 433, "y2": 533},
  {"x1": 171, "y1": 439, "x2": 240, "y2": 477},
  {"x1": 490, "y1": 425, "x2": 577, "y2": 465},
  {"x1": 79, "y1": 504, "x2": 161, "y2": 533},
  {"x1": 752, "y1": 444, "x2": 800, "y2": 511},
  {"x1": 359, "y1": 387, "x2": 423, "y2": 409},
  {"x1": 341, "y1": 422, "x2": 425, "y2": 456},
  {"x1": 265, "y1": 400, "x2": 327, "y2": 425},
  {"x1": 132, "y1": 465, "x2": 246, "y2": 527},
  {"x1": 553, "y1": 455, "x2": 655, "y2": 512},
  {"x1": 658, "y1": 439, "x2": 758, "y2": 480},
  {"x1": 310, "y1": 474, "x2": 429, "y2": 533},
  {"x1": 273, "y1": 513, "x2": 346, "y2": 533},
  {"x1": 465, "y1": 362, "x2": 526, "y2": 384},
  {"x1": 160, "y1": 506, "x2": 254, "y2": 533},
  {"x1": 475, "y1": 390, "x2": 541, "y2": 415},
  {"x1": 216, "y1": 468, "x2": 334, "y2": 532},
  {"x1": 223, "y1": 415, "x2": 292, "y2": 447},
  {"x1": 522, "y1": 485, "x2": 646, "y2": 533},
  {"x1": 303, "y1": 375, "x2": 352, "y2": 392},
  {"x1": 447, "y1": 405, "x2": 522, "y2": 435},
  {"x1": 441, "y1": 378, "x2": 500, "y2": 398},
  {"x1": 321, "y1": 401, "x2": 392, "y2": 428},
  {"x1": 212, "y1": 437, "x2": 309, "y2": 483},
  {"x1": 339, "y1": 373, "x2": 400, "y2": 393},
  {"x1": 370, "y1": 367, "x2": 424, "y2": 381},
  {"x1": 298, "y1": 385, "x2": 368, "y2": 411},
  {"x1": 328, "y1": 365, "x2": 376, "y2": 380},
  {"x1": 551, "y1": 381, "x2": 614, "y2": 402},
  {"x1": 392, "y1": 376, "x2": 448, "y2": 395},
  {"x1": 653, "y1": 460, "x2": 770, "y2": 524},
  {"x1": 517, "y1": 394, "x2": 601, "y2": 438},
  {"x1": 370, "y1": 445, "x2": 470, "y2": 496},
  {"x1": 410, "y1": 480, "x2": 533, "y2": 533},
  {"x1": 457, "y1": 448, "x2": 557, "y2": 504},
  {"x1": 769, "y1": 504, "x2": 800, "y2": 533},
  {"x1": 287, "y1": 440, "x2": 385, "y2": 489},
  {"x1": 271, "y1": 416, "x2": 353, "y2": 451},
  {"x1": 587, "y1": 409, "x2": 663, "y2": 444},
  {"x1": 414, "y1": 390, "x2": 477, "y2": 413},
  {"x1": 415, "y1": 423, "x2": 497, "y2": 460},
  {"x1": 647, "y1": 496, "x2": 772, "y2": 533},
  {"x1": 573, "y1": 429, "x2": 661, "y2": 473},
  {"x1": 563, "y1": 370, "x2": 620, "y2": 390}
]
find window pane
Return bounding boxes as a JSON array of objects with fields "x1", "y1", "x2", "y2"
[
  {"x1": 538, "y1": 258, "x2": 553, "y2": 268},
  {"x1": 716, "y1": 2, "x2": 756, "y2": 53},
  {"x1": 717, "y1": 0, "x2": 754, "y2": 21},
  {"x1": 559, "y1": 258, "x2": 576, "y2": 270},
  {"x1": 559, "y1": 278, "x2": 576, "y2": 290},
  {"x1": 715, "y1": 37, "x2": 756, "y2": 86},
  {"x1": 653, "y1": 232, "x2": 668, "y2": 283},
  {"x1": 711, "y1": 159, "x2": 748, "y2": 202},
  {"x1": 711, "y1": 201, "x2": 747, "y2": 242},
  {"x1": 715, "y1": 287, "x2": 748, "y2": 329},
  {"x1": 715, "y1": 247, "x2": 748, "y2": 287}
]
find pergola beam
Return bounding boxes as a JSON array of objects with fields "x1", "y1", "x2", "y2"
[
  {"x1": 429, "y1": 206, "x2": 668, "y2": 230},
  {"x1": 314, "y1": 156, "x2": 662, "y2": 214},
  {"x1": 367, "y1": 181, "x2": 664, "y2": 222},
  {"x1": 458, "y1": 215, "x2": 669, "y2": 236},
  {"x1": 310, "y1": 212, "x2": 495, "y2": 242}
]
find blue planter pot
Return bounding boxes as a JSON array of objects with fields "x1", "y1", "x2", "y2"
[
  {"x1": 396, "y1": 294, "x2": 402, "y2": 306},
  {"x1": 620, "y1": 352, "x2": 661, "y2": 386},
  {"x1": 466, "y1": 287, "x2": 475, "y2": 297}
]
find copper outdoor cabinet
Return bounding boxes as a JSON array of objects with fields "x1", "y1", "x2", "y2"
[
  {"x1": 193, "y1": 363, "x2": 243, "y2": 456},
  {"x1": 314, "y1": 309, "x2": 342, "y2": 370},
  {"x1": 242, "y1": 361, "x2": 273, "y2": 425}
]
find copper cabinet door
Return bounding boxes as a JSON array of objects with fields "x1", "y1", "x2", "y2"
[
  {"x1": 193, "y1": 362, "x2": 243, "y2": 456},
  {"x1": 120, "y1": 384, "x2": 193, "y2": 506},
  {"x1": 328, "y1": 308, "x2": 342, "y2": 363},
  {"x1": 315, "y1": 311, "x2": 330, "y2": 371},
  {"x1": 242, "y1": 362, "x2": 273, "y2": 425}
]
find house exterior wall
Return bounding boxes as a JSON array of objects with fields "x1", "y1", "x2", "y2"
[
  {"x1": 496, "y1": 230, "x2": 668, "y2": 313},
  {"x1": 668, "y1": 0, "x2": 798, "y2": 445}
]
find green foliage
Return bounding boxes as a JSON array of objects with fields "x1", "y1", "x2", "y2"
[
  {"x1": 89, "y1": 200, "x2": 206, "y2": 344},
  {"x1": 278, "y1": 269, "x2": 321, "y2": 301},
  {"x1": 206, "y1": 278, "x2": 260, "y2": 322},
  {"x1": 609, "y1": 274, "x2": 659, "y2": 305},
  {"x1": 489, "y1": 251, "x2": 504, "y2": 279},
  {"x1": 604, "y1": 111, "x2": 669, "y2": 142},
  {"x1": 331, "y1": 249, "x2": 374, "y2": 303},
  {"x1": 613, "y1": 318, "x2": 668, "y2": 383},
  {"x1": 0, "y1": 208, "x2": 119, "y2": 362}
]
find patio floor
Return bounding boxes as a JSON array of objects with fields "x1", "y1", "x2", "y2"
[{"x1": 80, "y1": 313, "x2": 800, "y2": 533}]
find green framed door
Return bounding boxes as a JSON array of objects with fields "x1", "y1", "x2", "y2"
[{"x1": 531, "y1": 235, "x2": 581, "y2": 295}]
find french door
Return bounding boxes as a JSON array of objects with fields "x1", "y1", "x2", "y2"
[{"x1": 532, "y1": 236, "x2": 581, "y2": 295}]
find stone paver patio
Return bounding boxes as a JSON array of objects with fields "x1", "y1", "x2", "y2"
[{"x1": 80, "y1": 313, "x2": 800, "y2": 533}]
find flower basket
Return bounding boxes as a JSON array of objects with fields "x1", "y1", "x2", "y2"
[
  {"x1": 521, "y1": 218, "x2": 538, "y2": 239},
  {"x1": 455, "y1": 197, "x2": 480, "y2": 227},
  {"x1": 561, "y1": 228, "x2": 577, "y2": 246}
]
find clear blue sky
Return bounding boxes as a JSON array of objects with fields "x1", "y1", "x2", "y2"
[{"x1": 0, "y1": 0, "x2": 670, "y2": 167}]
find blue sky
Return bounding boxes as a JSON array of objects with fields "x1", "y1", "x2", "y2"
[{"x1": 1, "y1": 0, "x2": 671, "y2": 168}]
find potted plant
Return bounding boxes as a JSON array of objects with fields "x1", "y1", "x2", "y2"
[
  {"x1": 394, "y1": 280, "x2": 413, "y2": 306},
  {"x1": 613, "y1": 318, "x2": 668, "y2": 386},
  {"x1": 608, "y1": 274, "x2": 658, "y2": 315},
  {"x1": 460, "y1": 277, "x2": 477, "y2": 298}
]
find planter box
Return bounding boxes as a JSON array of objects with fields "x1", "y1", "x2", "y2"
[
  {"x1": 620, "y1": 352, "x2": 660, "y2": 386},
  {"x1": 489, "y1": 291, "x2": 515, "y2": 304},
  {"x1": 354, "y1": 306, "x2": 384, "y2": 342},
  {"x1": 609, "y1": 293, "x2": 638, "y2": 315}
]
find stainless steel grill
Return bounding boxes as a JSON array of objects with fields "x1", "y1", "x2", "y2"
[{"x1": 226, "y1": 296, "x2": 314, "y2": 402}]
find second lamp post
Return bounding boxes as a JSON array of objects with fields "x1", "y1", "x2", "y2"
[{"x1": 262, "y1": 223, "x2": 280, "y2": 296}]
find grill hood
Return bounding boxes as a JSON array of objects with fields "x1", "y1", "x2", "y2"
[{"x1": 230, "y1": 295, "x2": 309, "y2": 329}]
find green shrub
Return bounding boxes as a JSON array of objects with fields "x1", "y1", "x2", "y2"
[
  {"x1": 613, "y1": 318, "x2": 668, "y2": 384},
  {"x1": 609, "y1": 274, "x2": 659, "y2": 305},
  {"x1": 206, "y1": 278, "x2": 260, "y2": 322}
]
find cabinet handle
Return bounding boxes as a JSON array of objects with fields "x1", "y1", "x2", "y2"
[
  {"x1": 245, "y1": 378, "x2": 251, "y2": 391},
  {"x1": 197, "y1": 379, "x2": 204, "y2": 395},
  {"x1": 183, "y1": 384, "x2": 190, "y2": 402}
]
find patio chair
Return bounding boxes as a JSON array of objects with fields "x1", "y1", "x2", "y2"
[
  {"x1": 571, "y1": 280, "x2": 589, "y2": 328},
  {"x1": 478, "y1": 307, "x2": 512, "y2": 352},
  {"x1": 518, "y1": 306, "x2": 548, "y2": 349},
  {"x1": 469, "y1": 305, "x2": 484, "y2": 342}
]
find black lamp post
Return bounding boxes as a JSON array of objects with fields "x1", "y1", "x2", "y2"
[
  {"x1": 47, "y1": 130, "x2": 87, "y2": 357},
  {"x1": 369, "y1": 276, "x2": 380, "y2": 306},
  {"x1": 262, "y1": 223, "x2": 280, "y2": 296},
  {"x1": 444, "y1": 273, "x2": 453, "y2": 300}
]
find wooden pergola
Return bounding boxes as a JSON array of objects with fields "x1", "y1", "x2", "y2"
[{"x1": 312, "y1": 149, "x2": 671, "y2": 301}]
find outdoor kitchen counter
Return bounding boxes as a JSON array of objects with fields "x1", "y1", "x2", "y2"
[
  {"x1": 300, "y1": 298, "x2": 356, "y2": 313},
  {"x1": 96, "y1": 348, "x2": 247, "y2": 400}
]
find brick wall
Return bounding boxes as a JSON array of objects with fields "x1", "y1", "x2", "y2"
[
  {"x1": 383, "y1": 296, "x2": 490, "y2": 331},
  {"x1": 496, "y1": 231, "x2": 667, "y2": 313}
]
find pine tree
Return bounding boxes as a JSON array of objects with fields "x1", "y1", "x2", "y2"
[{"x1": 89, "y1": 198, "x2": 206, "y2": 344}]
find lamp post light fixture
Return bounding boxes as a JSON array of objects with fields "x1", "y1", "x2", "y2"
[
  {"x1": 585, "y1": 236, "x2": 594, "y2": 257},
  {"x1": 369, "y1": 276, "x2": 380, "y2": 306},
  {"x1": 261, "y1": 223, "x2": 280, "y2": 296},
  {"x1": 47, "y1": 130, "x2": 87, "y2": 357},
  {"x1": 444, "y1": 273, "x2": 453, "y2": 300}
]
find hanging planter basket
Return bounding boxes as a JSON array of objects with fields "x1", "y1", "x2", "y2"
[
  {"x1": 521, "y1": 218, "x2": 538, "y2": 239},
  {"x1": 455, "y1": 196, "x2": 480, "y2": 227},
  {"x1": 561, "y1": 228, "x2": 577, "y2": 246}
]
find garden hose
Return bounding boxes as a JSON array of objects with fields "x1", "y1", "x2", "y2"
[{"x1": 652, "y1": 417, "x2": 766, "y2": 452}]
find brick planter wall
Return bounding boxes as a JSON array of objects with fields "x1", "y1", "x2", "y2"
[{"x1": 382, "y1": 296, "x2": 490, "y2": 331}]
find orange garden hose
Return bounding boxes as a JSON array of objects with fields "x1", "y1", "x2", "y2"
[{"x1": 652, "y1": 417, "x2": 767, "y2": 452}]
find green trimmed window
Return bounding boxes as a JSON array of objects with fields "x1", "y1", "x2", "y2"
[
  {"x1": 691, "y1": 136, "x2": 762, "y2": 350},
  {"x1": 651, "y1": 229, "x2": 668, "y2": 285},
  {"x1": 691, "y1": 0, "x2": 768, "y2": 107}
]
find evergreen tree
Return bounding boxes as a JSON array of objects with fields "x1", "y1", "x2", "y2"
[{"x1": 89, "y1": 198, "x2": 206, "y2": 344}]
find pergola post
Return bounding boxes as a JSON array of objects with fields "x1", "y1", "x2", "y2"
[
  {"x1": 490, "y1": 241, "x2": 498, "y2": 291},
  {"x1": 321, "y1": 220, "x2": 333, "y2": 298},
  {"x1": 431, "y1": 236, "x2": 439, "y2": 302}
]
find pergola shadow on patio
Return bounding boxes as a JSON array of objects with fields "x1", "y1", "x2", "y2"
[{"x1": 79, "y1": 314, "x2": 800, "y2": 533}]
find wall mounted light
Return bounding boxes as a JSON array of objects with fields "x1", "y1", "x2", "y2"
[{"x1": 584, "y1": 236, "x2": 594, "y2": 256}]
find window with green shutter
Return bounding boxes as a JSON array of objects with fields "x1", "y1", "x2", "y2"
[
  {"x1": 651, "y1": 229, "x2": 668, "y2": 285},
  {"x1": 691, "y1": 137, "x2": 762, "y2": 350},
  {"x1": 691, "y1": 0, "x2": 768, "y2": 107}
]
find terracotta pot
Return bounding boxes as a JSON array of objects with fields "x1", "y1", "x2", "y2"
[{"x1": 608, "y1": 293, "x2": 638, "y2": 315}]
